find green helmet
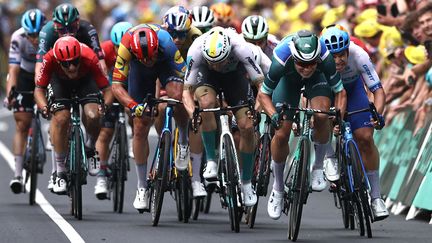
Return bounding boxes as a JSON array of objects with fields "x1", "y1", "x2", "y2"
[
  {"x1": 53, "y1": 3, "x2": 80, "y2": 27},
  {"x1": 290, "y1": 30, "x2": 321, "y2": 63}
]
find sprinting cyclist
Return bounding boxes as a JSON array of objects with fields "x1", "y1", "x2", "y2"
[
  {"x1": 241, "y1": 15, "x2": 280, "y2": 58},
  {"x1": 93, "y1": 21, "x2": 133, "y2": 200},
  {"x1": 182, "y1": 27, "x2": 265, "y2": 207},
  {"x1": 111, "y1": 24, "x2": 189, "y2": 212},
  {"x1": 34, "y1": 37, "x2": 113, "y2": 194},
  {"x1": 4, "y1": 9, "x2": 46, "y2": 194},
  {"x1": 320, "y1": 25, "x2": 389, "y2": 221},
  {"x1": 257, "y1": 30, "x2": 346, "y2": 219},
  {"x1": 160, "y1": 6, "x2": 207, "y2": 198}
]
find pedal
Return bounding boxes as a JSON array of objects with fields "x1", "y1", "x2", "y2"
[{"x1": 137, "y1": 209, "x2": 145, "y2": 214}]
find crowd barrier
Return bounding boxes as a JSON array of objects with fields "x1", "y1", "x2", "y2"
[{"x1": 375, "y1": 109, "x2": 432, "y2": 223}]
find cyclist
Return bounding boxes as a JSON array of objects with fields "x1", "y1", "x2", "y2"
[
  {"x1": 210, "y1": 2, "x2": 241, "y2": 33},
  {"x1": 93, "y1": 21, "x2": 133, "y2": 200},
  {"x1": 320, "y1": 25, "x2": 389, "y2": 221},
  {"x1": 36, "y1": 3, "x2": 108, "y2": 189},
  {"x1": 191, "y1": 6, "x2": 215, "y2": 33},
  {"x1": 160, "y1": 6, "x2": 207, "y2": 198},
  {"x1": 3, "y1": 9, "x2": 46, "y2": 194},
  {"x1": 241, "y1": 15, "x2": 280, "y2": 58},
  {"x1": 257, "y1": 30, "x2": 347, "y2": 220},
  {"x1": 111, "y1": 24, "x2": 189, "y2": 212},
  {"x1": 34, "y1": 36, "x2": 114, "y2": 194},
  {"x1": 182, "y1": 27, "x2": 265, "y2": 207}
]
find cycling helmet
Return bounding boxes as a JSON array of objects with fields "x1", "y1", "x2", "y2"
[
  {"x1": 290, "y1": 30, "x2": 321, "y2": 63},
  {"x1": 191, "y1": 6, "x2": 215, "y2": 30},
  {"x1": 53, "y1": 36, "x2": 81, "y2": 61},
  {"x1": 320, "y1": 24, "x2": 350, "y2": 54},
  {"x1": 241, "y1": 15, "x2": 268, "y2": 40},
  {"x1": 130, "y1": 27, "x2": 159, "y2": 62},
  {"x1": 53, "y1": 3, "x2": 80, "y2": 27},
  {"x1": 163, "y1": 6, "x2": 191, "y2": 32},
  {"x1": 110, "y1": 21, "x2": 133, "y2": 46},
  {"x1": 210, "y1": 3, "x2": 233, "y2": 24},
  {"x1": 21, "y1": 9, "x2": 46, "y2": 34},
  {"x1": 202, "y1": 27, "x2": 231, "y2": 63}
]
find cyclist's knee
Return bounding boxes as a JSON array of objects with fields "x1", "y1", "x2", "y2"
[
  {"x1": 15, "y1": 119, "x2": 31, "y2": 133},
  {"x1": 133, "y1": 118, "x2": 151, "y2": 138},
  {"x1": 98, "y1": 128, "x2": 114, "y2": 143},
  {"x1": 52, "y1": 110, "x2": 70, "y2": 128}
]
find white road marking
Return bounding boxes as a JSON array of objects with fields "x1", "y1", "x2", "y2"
[{"x1": 0, "y1": 141, "x2": 85, "y2": 243}]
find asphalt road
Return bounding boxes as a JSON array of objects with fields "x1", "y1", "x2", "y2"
[{"x1": 0, "y1": 107, "x2": 431, "y2": 243}]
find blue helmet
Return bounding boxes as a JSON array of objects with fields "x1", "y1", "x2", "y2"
[
  {"x1": 21, "y1": 9, "x2": 46, "y2": 34},
  {"x1": 110, "y1": 22, "x2": 133, "y2": 46},
  {"x1": 320, "y1": 24, "x2": 350, "y2": 54}
]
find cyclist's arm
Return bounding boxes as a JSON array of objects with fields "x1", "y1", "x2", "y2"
[
  {"x1": 7, "y1": 31, "x2": 22, "y2": 93},
  {"x1": 90, "y1": 55, "x2": 113, "y2": 106},
  {"x1": 6, "y1": 65, "x2": 19, "y2": 96},
  {"x1": 34, "y1": 54, "x2": 54, "y2": 109},
  {"x1": 236, "y1": 44, "x2": 264, "y2": 84},
  {"x1": 112, "y1": 42, "x2": 135, "y2": 109}
]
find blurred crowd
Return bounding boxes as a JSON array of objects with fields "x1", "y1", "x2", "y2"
[{"x1": 1, "y1": 0, "x2": 431, "y2": 133}]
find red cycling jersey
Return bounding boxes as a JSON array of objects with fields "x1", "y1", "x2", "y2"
[
  {"x1": 36, "y1": 44, "x2": 109, "y2": 89},
  {"x1": 101, "y1": 40, "x2": 116, "y2": 70}
]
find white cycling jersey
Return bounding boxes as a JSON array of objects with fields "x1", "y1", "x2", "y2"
[
  {"x1": 185, "y1": 27, "x2": 264, "y2": 86},
  {"x1": 342, "y1": 42, "x2": 382, "y2": 92},
  {"x1": 263, "y1": 34, "x2": 279, "y2": 59},
  {"x1": 8, "y1": 28, "x2": 38, "y2": 73},
  {"x1": 248, "y1": 42, "x2": 271, "y2": 74}
]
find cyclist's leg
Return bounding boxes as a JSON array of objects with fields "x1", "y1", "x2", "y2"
[
  {"x1": 128, "y1": 60, "x2": 157, "y2": 210},
  {"x1": 193, "y1": 67, "x2": 219, "y2": 179},
  {"x1": 267, "y1": 75, "x2": 299, "y2": 219},
  {"x1": 79, "y1": 79, "x2": 102, "y2": 150}
]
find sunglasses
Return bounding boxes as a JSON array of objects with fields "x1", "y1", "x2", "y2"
[
  {"x1": 26, "y1": 32, "x2": 39, "y2": 38},
  {"x1": 246, "y1": 38, "x2": 266, "y2": 46},
  {"x1": 54, "y1": 22, "x2": 79, "y2": 36},
  {"x1": 294, "y1": 60, "x2": 317, "y2": 68},
  {"x1": 59, "y1": 58, "x2": 80, "y2": 68},
  {"x1": 169, "y1": 30, "x2": 188, "y2": 40}
]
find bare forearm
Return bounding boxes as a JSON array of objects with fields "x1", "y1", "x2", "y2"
[
  {"x1": 334, "y1": 89, "x2": 347, "y2": 116},
  {"x1": 112, "y1": 83, "x2": 135, "y2": 108},
  {"x1": 258, "y1": 91, "x2": 275, "y2": 116},
  {"x1": 373, "y1": 88, "x2": 386, "y2": 114},
  {"x1": 182, "y1": 88, "x2": 195, "y2": 117},
  {"x1": 34, "y1": 87, "x2": 47, "y2": 109}
]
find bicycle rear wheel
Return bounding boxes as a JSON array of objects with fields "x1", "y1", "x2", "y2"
[
  {"x1": 348, "y1": 141, "x2": 372, "y2": 238},
  {"x1": 74, "y1": 128, "x2": 83, "y2": 220},
  {"x1": 117, "y1": 123, "x2": 128, "y2": 213},
  {"x1": 288, "y1": 138, "x2": 309, "y2": 241},
  {"x1": 151, "y1": 132, "x2": 170, "y2": 226},
  {"x1": 29, "y1": 120, "x2": 39, "y2": 205}
]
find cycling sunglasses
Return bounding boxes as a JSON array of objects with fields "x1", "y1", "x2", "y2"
[
  {"x1": 169, "y1": 30, "x2": 188, "y2": 40},
  {"x1": 54, "y1": 22, "x2": 79, "y2": 36},
  {"x1": 245, "y1": 38, "x2": 266, "y2": 46},
  {"x1": 26, "y1": 32, "x2": 39, "y2": 38},
  {"x1": 294, "y1": 59, "x2": 318, "y2": 68},
  {"x1": 59, "y1": 58, "x2": 80, "y2": 68}
]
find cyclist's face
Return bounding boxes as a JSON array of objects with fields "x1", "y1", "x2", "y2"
[
  {"x1": 59, "y1": 59, "x2": 80, "y2": 79},
  {"x1": 294, "y1": 61, "x2": 317, "y2": 78},
  {"x1": 332, "y1": 51, "x2": 348, "y2": 72},
  {"x1": 26, "y1": 33, "x2": 39, "y2": 47}
]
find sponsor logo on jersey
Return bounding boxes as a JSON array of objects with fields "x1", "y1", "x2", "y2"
[
  {"x1": 246, "y1": 56, "x2": 262, "y2": 74},
  {"x1": 174, "y1": 50, "x2": 183, "y2": 64}
]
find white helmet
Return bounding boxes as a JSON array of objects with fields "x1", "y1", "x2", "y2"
[
  {"x1": 202, "y1": 27, "x2": 231, "y2": 63},
  {"x1": 191, "y1": 6, "x2": 215, "y2": 30},
  {"x1": 241, "y1": 15, "x2": 269, "y2": 40}
]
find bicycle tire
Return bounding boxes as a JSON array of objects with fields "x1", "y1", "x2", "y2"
[
  {"x1": 117, "y1": 123, "x2": 127, "y2": 213},
  {"x1": 74, "y1": 127, "x2": 83, "y2": 220},
  {"x1": 288, "y1": 138, "x2": 309, "y2": 241},
  {"x1": 193, "y1": 198, "x2": 201, "y2": 220},
  {"x1": 337, "y1": 139, "x2": 351, "y2": 230},
  {"x1": 112, "y1": 132, "x2": 120, "y2": 212},
  {"x1": 151, "y1": 131, "x2": 170, "y2": 226},
  {"x1": 29, "y1": 120, "x2": 39, "y2": 205},
  {"x1": 224, "y1": 135, "x2": 241, "y2": 233},
  {"x1": 348, "y1": 141, "x2": 372, "y2": 238},
  {"x1": 180, "y1": 170, "x2": 191, "y2": 223}
]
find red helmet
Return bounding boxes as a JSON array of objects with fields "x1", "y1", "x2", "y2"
[
  {"x1": 53, "y1": 36, "x2": 81, "y2": 61},
  {"x1": 130, "y1": 27, "x2": 159, "y2": 63}
]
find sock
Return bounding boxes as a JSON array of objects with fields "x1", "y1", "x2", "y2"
[
  {"x1": 240, "y1": 151, "x2": 254, "y2": 182},
  {"x1": 325, "y1": 143, "x2": 336, "y2": 158},
  {"x1": 177, "y1": 124, "x2": 188, "y2": 145},
  {"x1": 272, "y1": 160, "x2": 285, "y2": 192},
  {"x1": 14, "y1": 155, "x2": 23, "y2": 177},
  {"x1": 201, "y1": 130, "x2": 217, "y2": 161},
  {"x1": 367, "y1": 170, "x2": 381, "y2": 200},
  {"x1": 55, "y1": 152, "x2": 66, "y2": 173},
  {"x1": 312, "y1": 143, "x2": 326, "y2": 170},
  {"x1": 97, "y1": 162, "x2": 107, "y2": 177},
  {"x1": 51, "y1": 150, "x2": 56, "y2": 174},
  {"x1": 191, "y1": 152, "x2": 203, "y2": 182},
  {"x1": 135, "y1": 163, "x2": 147, "y2": 189}
]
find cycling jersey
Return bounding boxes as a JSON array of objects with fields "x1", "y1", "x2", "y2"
[
  {"x1": 101, "y1": 40, "x2": 116, "y2": 70},
  {"x1": 178, "y1": 25, "x2": 202, "y2": 59},
  {"x1": 261, "y1": 34, "x2": 343, "y2": 95},
  {"x1": 342, "y1": 42, "x2": 382, "y2": 93},
  {"x1": 112, "y1": 24, "x2": 186, "y2": 85},
  {"x1": 248, "y1": 42, "x2": 271, "y2": 74},
  {"x1": 185, "y1": 28, "x2": 264, "y2": 87},
  {"x1": 36, "y1": 44, "x2": 109, "y2": 89},
  {"x1": 9, "y1": 28, "x2": 37, "y2": 73},
  {"x1": 263, "y1": 34, "x2": 280, "y2": 58},
  {"x1": 37, "y1": 20, "x2": 105, "y2": 62}
]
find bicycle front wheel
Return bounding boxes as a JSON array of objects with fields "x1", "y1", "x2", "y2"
[
  {"x1": 348, "y1": 141, "x2": 372, "y2": 238},
  {"x1": 29, "y1": 120, "x2": 39, "y2": 205},
  {"x1": 288, "y1": 138, "x2": 309, "y2": 241},
  {"x1": 117, "y1": 123, "x2": 128, "y2": 213},
  {"x1": 151, "y1": 131, "x2": 170, "y2": 226},
  {"x1": 223, "y1": 135, "x2": 242, "y2": 233}
]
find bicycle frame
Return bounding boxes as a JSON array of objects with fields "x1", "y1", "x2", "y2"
[{"x1": 69, "y1": 100, "x2": 88, "y2": 175}]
